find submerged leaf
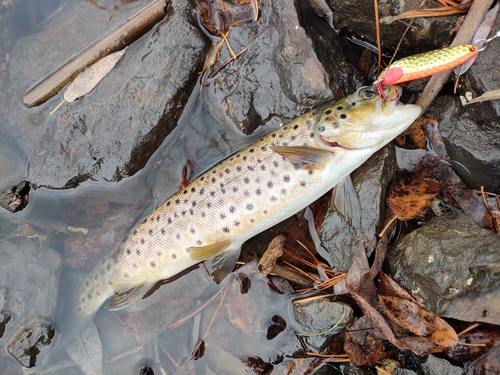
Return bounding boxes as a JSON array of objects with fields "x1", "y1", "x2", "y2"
[{"x1": 50, "y1": 48, "x2": 126, "y2": 114}]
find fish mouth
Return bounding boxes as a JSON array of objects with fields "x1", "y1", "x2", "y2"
[{"x1": 319, "y1": 136, "x2": 349, "y2": 149}]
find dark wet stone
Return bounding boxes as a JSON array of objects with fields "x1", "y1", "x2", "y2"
[
  {"x1": 421, "y1": 355, "x2": 463, "y2": 375},
  {"x1": 461, "y1": 13, "x2": 500, "y2": 120},
  {"x1": 331, "y1": 0, "x2": 459, "y2": 52},
  {"x1": 387, "y1": 213, "x2": 500, "y2": 325},
  {"x1": 4, "y1": 0, "x2": 206, "y2": 188},
  {"x1": 6, "y1": 319, "x2": 54, "y2": 368},
  {"x1": 0, "y1": 239, "x2": 61, "y2": 347},
  {"x1": 291, "y1": 297, "x2": 352, "y2": 352},
  {"x1": 0, "y1": 133, "x2": 29, "y2": 212},
  {"x1": 393, "y1": 370, "x2": 417, "y2": 375},
  {"x1": 204, "y1": 0, "x2": 338, "y2": 135},
  {"x1": 426, "y1": 96, "x2": 500, "y2": 194},
  {"x1": 320, "y1": 146, "x2": 397, "y2": 272}
]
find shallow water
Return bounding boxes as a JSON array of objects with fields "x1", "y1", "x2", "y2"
[{"x1": 0, "y1": 1, "x2": 326, "y2": 374}]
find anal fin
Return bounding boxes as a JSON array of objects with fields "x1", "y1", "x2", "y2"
[
  {"x1": 331, "y1": 175, "x2": 361, "y2": 229},
  {"x1": 204, "y1": 247, "x2": 241, "y2": 283},
  {"x1": 109, "y1": 281, "x2": 156, "y2": 311}
]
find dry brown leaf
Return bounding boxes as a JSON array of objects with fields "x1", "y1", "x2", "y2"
[
  {"x1": 394, "y1": 119, "x2": 427, "y2": 150},
  {"x1": 387, "y1": 170, "x2": 442, "y2": 221},
  {"x1": 258, "y1": 234, "x2": 286, "y2": 276},
  {"x1": 379, "y1": 295, "x2": 458, "y2": 348},
  {"x1": 377, "y1": 272, "x2": 416, "y2": 303},
  {"x1": 50, "y1": 48, "x2": 126, "y2": 114}
]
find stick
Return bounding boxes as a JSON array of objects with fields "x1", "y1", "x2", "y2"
[{"x1": 23, "y1": 0, "x2": 168, "y2": 108}]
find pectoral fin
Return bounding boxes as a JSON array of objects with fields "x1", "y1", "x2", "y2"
[
  {"x1": 270, "y1": 146, "x2": 334, "y2": 170},
  {"x1": 331, "y1": 175, "x2": 361, "y2": 229},
  {"x1": 109, "y1": 281, "x2": 156, "y2": 311},
  {"x1": 189, "y1": 239, "x2": 231, "y2": 262}
]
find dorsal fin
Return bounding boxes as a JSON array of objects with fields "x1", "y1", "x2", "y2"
[{"x1": 108, "y1": 281, "x2": 156, "y2": 311}]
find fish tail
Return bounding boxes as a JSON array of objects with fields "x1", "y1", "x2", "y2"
[{"x1": 51, "y1": 260, "x2": 114, "y2": 353}]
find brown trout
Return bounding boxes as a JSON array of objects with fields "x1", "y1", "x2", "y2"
[{"x1": 54, "y1": 85, "x2": 421, "y2": 350}]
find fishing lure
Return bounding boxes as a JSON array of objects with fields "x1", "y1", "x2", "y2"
[{"x1": 375, "y1": 44, "x2": 479, "y2": 99}]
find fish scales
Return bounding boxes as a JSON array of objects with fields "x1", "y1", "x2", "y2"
[{"x1": 55, "y1": 85, "x2": 422, "y2": 351}]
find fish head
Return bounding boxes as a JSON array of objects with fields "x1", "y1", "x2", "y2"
[{"x1": 311, "y1": 85, "x2": 422, "y2": 150}]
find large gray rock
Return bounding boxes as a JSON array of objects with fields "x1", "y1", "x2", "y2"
[
  {"x1": 387, "y1": 213, "x2": 500, "y2": 325},
  {"x1": 321, "y1": 146, "x2": 397, "y2": 272},
  {"x1": 426, "y1": 96, "x2": 500, "y2": 194},
  {"x1": 4, "y1": 0, "x2": 206, "y2": 188}
]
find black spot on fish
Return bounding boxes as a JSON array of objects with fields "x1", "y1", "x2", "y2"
[
  {"x1": 244, "y1": 191, "x2": 250, "y2": 197},
  {"x1": 234, "y1": 220, "x2": 241, "y2": 226},
  {"x1": 261, "y1": 165, "x2": 266, "y2": 171},
  {"x1": 281, "y1": 188, "x2": 286, "y2": 195},
  {"x1": 271, "y1": 196, "x2": 277, "y2": 202},
  {"x1": 212, "y1": 169, "x2": 216, "y2": 174},
  {"x1": 133, "y1": 263, "x2": 138, "y2": 268},
  {"x1": 291, "y1": 135, "x2": 296, "y2": 140},
  {"x1": 142, "y1": 218, "x2": 148, "y2": 224},
  {"x1": 248, "y1": 166, "x2": 254, "y2": 171},
  {"x1": 243, "y1": 156, "x2": 247, "y2": 161},
  {"x1": 247, "y1": 204, "x2": 253, "y2": 210},
  {"x1": 172, "y1": 253, "x2": 177, "y2": 259},
  {"x1": 233, "y1": 186, "x2": 238, "y2": 192},
  {"x1": 185, "y1": 248, "x2": 190, "y2": 253},
  {"x1": 157, "y1": 251, "x2": 162, "y2": 256},
  {"x1": 168, "y1": 218, "x2": 172, "y2": 224},
  {"x1": 219, "y1": 182, "x2": 224, "y2": 188},
  {"x1": 184, "y1": 199, "x2": 188, "y2": 204},
  {"x1": 201, "y1": 212, "x2": 206, "y2": 217},
  {"x1": 136, "y1": 249, "x2": 141, "y2": 255},
  {"x1": 149, "y1": 229, "x2": 153, "y2": 235},
  {"x1": 318, "y1": 125, "x2": 325, "y2": 132},
  {"x1": 212, "y1": 177, "x2": 216, "y2": 183},
  {"x1": 255, "y1": 177, "x2": 261, "y2": 183},
  {"x1": 244, "y1": 177, "x2": 250, "y2": 184},
  {"x1": 190, "y1": 228, "x2": 195, "y2": 233},
  {"x1": 77, "y1": 307, "x2": 82, "y2": 312},
  {"x1": 210, "y1": 191, "x2": 215, "y2": 197},
  {"x1": 272, "y1": 133, "x2": 276, "y2": 138},
  {"x1": 182, "y1": 211, "x2": 186, "y2": 216},
  {"x1": 273, "y1": 161, "x2": 279, "y2": 167},
  {"x1": 133, "y1": 229, "x2": 137, "y2": 235},
  {"x1": 167, "y1": 201, "x2": 171, "y2": 206},
  {"x1": 250, "y1": 218, "x2": 255, "y2": 223},
  {"x1": 337, "y1": 106, "x2": 343, "y2": 110},
  {"x1": 161, "y1": 228, "x2": 165, "y2": 235},
  {"x1": 283, "y1": 142, "x2": 288, "y2": 146},
  {"x1": 236, "y1": 166, "x2": 242, "y2": 172},
  {"x1": 261, "y1": 146, "x2": 267, "y2": 151},
  {"x1": 183, "y1": 189, "x2": 187, "y2": 194},
  {"x1": 196, "y1": 240, "x2": 202, "y2": 245},
  {"x1": 236, "y1": 154, "x2": 240, "y2": 158},
  {"x1": 220, "y1": 213, "x2": 226, "y2": 219},
  {"x1": 219, "y1": 173, "x2": 223, "y2": 178},
  {"x1": 256, "y1": 188, "x2": 262, "y2": 195},
  {"x1": 325, "y1": 109, "x2": 332, "y2": 115},
  {"x1": 230, "y1": 206, "x2": 236, "y2": 213},
  {"x1": 250, "y1": 148, "x2": 254, "y2": 153},
  {"x1": 106, "y1": 264, "x2": 111, "y2": 271},
  {"x1": 293, "y1": 124, "x2": 299, "y2": 130},
  {"x1": 284, "y1": 175, "x2": 290, "y2": 182},
  {"x1": 192, "y1": 201, "x2": 197, "y2": 207},
  {"x1": 190, "y1": 209, "x2": 194, "y2": 215},
  {"x1": 221, "y1": 189, "x2": 226, "y2": 194},
  {"x1": 340, "y1": 113, "x2": 347, "y2": 119},
  {"x1": 156, "y1": 215, "x2": 161, "y2": 221},
  {"x1": 225, "y1": 168, "x2": 230, "y2": 174},
  {"x1": 223, "y1": 227, "x2": 230, "y2": 233},
  {"x1": 175, "y1": 199, "x2": 180, "y2": 205},
  {"x1": 207, "y1": 202, "x2": 212, "y2": 208},
  {"x1": 267, "y1": 181, "x2": 273, "y2": 188},
  {"x1": 309, "y1": 133, "x2": 314, "y2": 138},
  {"x1": 300, "y1": 181, "x2": 306, "y2": 186},
  {"x1": 264, "y1": 210, "x2": 268, "y2": 214},
  {"x1": 201, "y1": 176, "x2": 205, "y2": 181},
  {"x1": 141, "y1": 238, "x2": 145, "y2": 244},
  {"x1": 191, "y1": 187, "x2": 196, "y2": 192},
  {"x1": 333, "y1": 123, "x2": 339, "y2": 128},
  {"x1": 230, "y1": 157, "x2": 234, "y2": 161},
  {"x1": 151, "y1": 261, "x2": 156, "y2": 268},
  {"x1": 176, "y1": 233, "x2": 180, "y2": 239},
  {"x1": 309, "y1": 170, "x2": 314, "y2": 175},
  {"x1": 200, "y1": 188, "x2": 205, "y2": 195},
  {"x1": 257, "y1": 158, "x2": 262, "y2": 163},
  {"x1": 124, "y1": 273, "x2": 129, "y2": 278}
]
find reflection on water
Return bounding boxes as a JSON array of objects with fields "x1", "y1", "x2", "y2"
[{"x1": 0, "y1": 1, "x2": 312, "y2": 374}]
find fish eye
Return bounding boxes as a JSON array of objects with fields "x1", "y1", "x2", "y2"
[{"x1": 359, "y1": 88, "x2": 377, "y2": 99}]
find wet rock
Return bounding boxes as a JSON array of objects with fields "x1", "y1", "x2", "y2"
[
  {"x1": 291, "y1": 297, "x2": 352, "y2": 352},
  {"x1": 393, "y1": 369, "x2": 417, "y2": 375},
  {"x1": 421, "y1": 355, "x2": 463, "y2": 375},
  {"x1": 6, "y1": 319, "x2": 54, "y2": 368},
  {"x1": 331, "y1": 0, "x2": 458, "y2": 52},
  {"x1": 387, "y1": 213, "x2": 500, "y2": 325},
  {"x1": 0, "y1": 239, "x2": 62, "y2": 358},
  {"x1": 205, "y1": 0, "x2": 339, "y2": 136},
  {"x1": 4, "y1": 0, "x2": 206, "y2": 188},
  {"x1": 462, "y1": 13, "x2": 500, "y2": 120},
  {"x1": 426, "y1": 96, "x2": 500, "y2": 194},
  {"x1": 320, "y1": 146, "x2": 397, "y2": 272}
]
